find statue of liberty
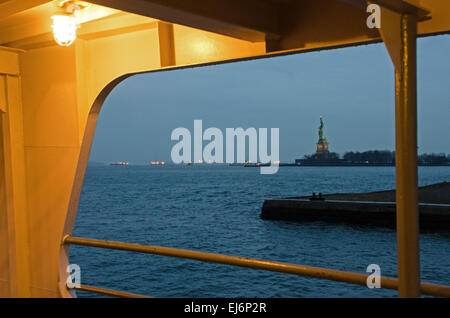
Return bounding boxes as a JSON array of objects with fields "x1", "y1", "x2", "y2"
[
  {"x1": 318, "y1": 116, "x2": 327, "y2": 143},
  {"x1": 316, "y1": 116, "x2": 329, "y2": 155}
]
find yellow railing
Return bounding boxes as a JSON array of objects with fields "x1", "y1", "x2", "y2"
[
  {"x1": 73, "y1": 284, "x2": 151, "y2": 298},
  {"x1": 63, "y1": 235, "x2": 450, "y2": 298}
]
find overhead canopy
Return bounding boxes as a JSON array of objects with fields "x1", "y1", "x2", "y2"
[{"x1": 1, "y1": 0, "x2": 449, "y2": 53}]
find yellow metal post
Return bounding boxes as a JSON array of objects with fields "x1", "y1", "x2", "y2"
[
  {"x1": 380, "y1": 8, "x2": 420, "y2": 297},
  {"x1": 395, "y1": 13, "x2": 420, "y2": 298}
]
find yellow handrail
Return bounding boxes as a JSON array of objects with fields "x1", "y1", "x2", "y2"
[
  {"x1": 73, "y1": 284, "x2": 151, "y2": 298},
  {"x1": 63, "y1": 235, "x2": 450, "y2": 298}
]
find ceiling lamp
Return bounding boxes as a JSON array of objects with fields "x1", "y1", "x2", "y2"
[{"x1": 51, "y1": 1, "x2": 87, "y2": 47}]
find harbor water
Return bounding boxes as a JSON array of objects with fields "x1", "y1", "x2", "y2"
[{"x1": 71, "y1": 165, "x2": 450, "y2": 297}]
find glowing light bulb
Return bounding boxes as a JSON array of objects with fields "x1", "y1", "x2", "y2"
[{"x1": 51, "y1": 15, "x2": 78, "y2": 47}]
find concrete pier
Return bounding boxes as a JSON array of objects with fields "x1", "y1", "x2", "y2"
[
  {"x1": 261, "y1": 199, "x2": 450, "y2": 231},
  {"x1": 261, "y1": 183, "x2": 450, "y2": 231}
]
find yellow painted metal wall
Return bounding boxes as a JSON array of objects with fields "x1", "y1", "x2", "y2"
[
  {"x1": 0, "y1": 48, "x2": 31, "y2": 297},
  {"x1": 0, "y1": 75, "x2": 10, "y2": 297},
  {"x1": 0, "y1": 23, "x2": 265, "y2": 297}
]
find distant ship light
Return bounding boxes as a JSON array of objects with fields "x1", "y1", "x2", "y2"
[{"x1": 51, "y1": 15, "x2": 78, "y2": 47}]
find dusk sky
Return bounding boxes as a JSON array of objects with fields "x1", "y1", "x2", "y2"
[{"x1": 90, "y1": 35, "x2": 450, "y2": 164}]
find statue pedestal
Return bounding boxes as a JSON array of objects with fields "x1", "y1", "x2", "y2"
[{"x1": 316, "y1": 141, "x2": 329, "y2": 155}]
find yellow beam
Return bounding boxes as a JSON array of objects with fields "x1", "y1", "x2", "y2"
[
  {"x1": 373, "y1": 0, "x2": 430, "y2": 19},
  {"x1": 0, "y1": 0, "x2": 52, "y2": 20},
  {"x1": 157, "y1": 22, "x2": 176, "y2": 67},
  {"x1": 337, "y1": 0, "x2": 430, "y2": 19},
  {"x1": 72, "y1": 284, "x2": 151, "y2": 298},
  {"x1": 86, "y1": 0, "x2": 280, "y2": 42},
  {"x1": 78, "y1": 13, "x2": 158, "y2": 40}
]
